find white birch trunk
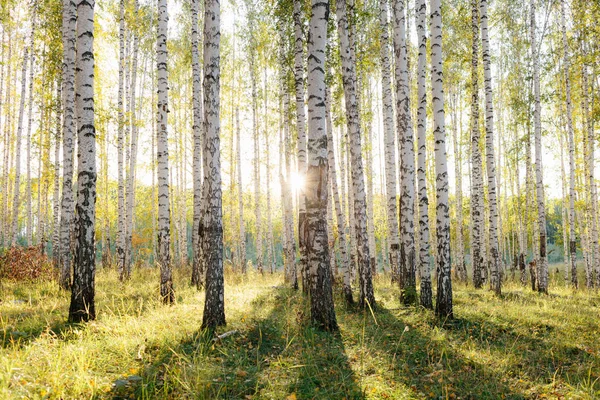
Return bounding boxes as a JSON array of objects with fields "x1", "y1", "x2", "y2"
[
  {"x1": 26, "y1": 11, "x2": 36, "y2": 246},
  {"x1": 125, "y1": 0, "x2": 140, "y2": 278},
  {"x1": 59, "y1": 0, "x2": 76, "y2": 289},
  {"x1": 583, "y1": 67, "x2": 599, "y2": 288},
  {"x1": 380, "y1": 0, "x2": 400, "y2": 286},
  {"x1": 156, "y1": 0, "x2": 173, "y2": 303},
  {"x1": 393, "y1": 0, "x2": 417, "y2": 304},
  {"x1": 481, "y1": 0, "x2": 501, "y2": 295},
  {"x1": 201, "y1": 0, "x2": 226, "y2": 329},
  {"x1": 293, "y1": 0, "x2": 308, "y2": 289},
  {"x1": 68, "y1": 0, "x2": 96, "y2": 323},
  {"x1": 336, "y1": 0, "x2": 375, "y2": 309},
  {"x1": 116, "y1": 0, "x2": 126, "y2": 280},
  {"x1": 326, "y1": 88, "x2": 353, "y2": 304},
  {"x1": 306, "y1": 0, "x2": 337, "y2": 331},
  {"x1": 416, "y1": 0, "x2": 432, "y2": 308},
  {"x1": 11, "y1": 47, "x2": 29, "y2": 246},
  {"x1": 431, "y1": 0, "x2": 453, "y2": 318},
  {"x1": 191, "y1": 0, "x2": 204, "y2": 286},
  {"x1": 470, "y1": 0, "x2": 485, "y2": 289},
  {"x1": 530, "y1": 0, "x2": 548, "y2": 294}
]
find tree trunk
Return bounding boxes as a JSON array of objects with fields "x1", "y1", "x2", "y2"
[
  {"x1": 156, "y1": 0, "x2": 174, "y2": 304},
  {"x1": 481, "y1": 0, "x2": 501, "y2": 296},
  {"x1": 416, "y1": 0, "x2": 432, "y2": 308},
  {"x1": 293, "y1": 0, "x2": 308, "y2": 291},
  {"x1": 236, "y1": 108, "x2": 246, "y2": 274},
  {"x1": 582, "y1": 67, "x2": 599, "y2": 288},
  {"x1": 393, "y1": 0, "x2": 417, "y2": 305},
  {"x1": 264, "y1": 66, "x2": 274, "y2": 274},
  {"x1": 116, "y1": 0, "x2": 126, "y2": 280},
  {"x1": 68, "y1": 0, "x2": 96, "y2": 323},
  {"x1": 11, "y1": 47, "x2": 29, "y2": 246},
  {"x1": 431, "y1": 0, "x2": 453, "y2": 319},
  {"x1": 470, "y1": 0, "x2": 485, "y2": 289},
  {"x1": 326, "y1": 88, "x2": 353, "y2": 305},
  {"x1": 124, "y1": 0, "x2": 140, "y2": 278},
  {"x1": 307, "y1": 0, "x2": 338, "y2": 331},
  {"x1": 201, "y1": 0, "x2": 226, "y2": 330},
  {"x1": 26, "y1": 11, "x2": 36, "y2": 246},
  {"x1": 530, "y1": 0, "x2": 548, "y2": 294},
  {"x1": 59, "y1": 0, "x2": 76, "y2": 289},
  {"x1": 365, "y1": 84, "x2": 377, "y2": 277},
  {"x1": 336, "y1": 0, "x2": 375, "y2": 309},
  {"x1": 249, "y1": 32, "x2": 263, "y2": 275},
  {"x1": 53, "y1": 83, "x2": 62, "y2": 268},
  {"x1": 191, "y1": 0, "x2": 204, "y2": 287},
  {"x1": 379, "y1": 0, "x2": 400, "y2": 286}
]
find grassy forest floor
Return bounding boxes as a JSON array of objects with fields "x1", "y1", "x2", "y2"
[{"x1": 0, "y1": 266, "x2": 599, "y2": 399}]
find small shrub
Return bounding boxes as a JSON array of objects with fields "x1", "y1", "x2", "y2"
[{"x1": 0, "y1": 246, "x2": 56, "y2": 282}]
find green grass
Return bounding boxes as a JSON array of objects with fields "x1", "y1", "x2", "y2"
[{"x1": 0, "y1": 267, "x2": 599, "y2": 399}]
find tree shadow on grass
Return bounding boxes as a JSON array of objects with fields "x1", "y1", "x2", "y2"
[
  {"x1": 337, "y1": 304, "x2": 526, "y2": 399},
  {"x1": 107, "y1": 287, "x2": 362, "y2": 399}
]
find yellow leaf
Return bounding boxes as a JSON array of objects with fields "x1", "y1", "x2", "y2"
[{"x1": 286, "y1": 393, "x2": 297, "y2": 400}]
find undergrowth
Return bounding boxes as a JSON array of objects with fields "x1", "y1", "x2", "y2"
[{"x1": 0, "y1": 266, "x2": 598, "y2": 399}]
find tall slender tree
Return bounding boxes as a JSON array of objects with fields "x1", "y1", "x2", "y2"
[
  {"x1": 191, "y1": 0, "x2": 204, "y2": 287},
  {"x1": 201, "y1": 0, "x2": 226, "y2": 330},
  {"x1": 560, "y1": 0, "x2": 574, "y2": 291},
  {"x1": 59, "y1": 0, "x2": 76, "y2": 289},
  {"x1": 116, "y1": 0, "x2": 126, "y2": 281},
  {"x1": 326, "y1": 87, "x2": 353, "y2": 304},
  {"x1": 470, "y1": 0, "x2": 485, "y2": 289},
  {"x1": 379, "y1": 0, "x2": 400, "y2": 285},
  {"x1": 431, "y1": 0, "x2": 453, "y2": 318},
  {"x1": 125, "y1": 0, "x2": 140, "y2": 279},
  {"x1": 68, "y1": 0, "x2": 97, "y2": 323},
  {"x1": 11, "y1": 47, "x2": 28, "y2": 246},
  {"x1": 26, "y1": 8, "x2": 36, "y2": 246},
  {"x1": 393, "y1": 0, "x2": 417, "y2": 304},
  {"x1": 416, "y1": 0, "x2": 432, "y2": 308},
  {"x1": 481, "y1": 0, "x2": 501, "y2": 295},
  {"x1": 336, "y1": 0, "x2": 375, "y2": 309},
  {"x1": 293, "y1": 0, "x2": 308, "y2": 290},
  {"x1": 306, "y1": 0, "x2": 337, "y2": 331},
  {"x1": 156, "y1": 0, "x2": 174, "y2": 304}
]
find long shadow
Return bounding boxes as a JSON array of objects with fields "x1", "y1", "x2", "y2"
[
  {"x1": 444, "y1": 299, "x2": 600, "y2": 394},
  {"x1": 338, "y1": 304, "x2": 524, "y2": 399},
  {"x1": 107, "y1": 287, "x2": 362, "y2": 399}
]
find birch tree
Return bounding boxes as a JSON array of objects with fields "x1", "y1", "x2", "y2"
[
  {"x1": 293, "y1": 0, "x2": 308, "y2": 289},
  {"x1": 431, "y1": 0, "x2": 453, "y2": 318},
  {"x1": 393, "y1": 0, "x2": 417, "y2": 304},
  {"x1": 191, "y1": 0, "x2": 204, "y2": 287},
  {"x1": 11, "y1": 47, "x2": 28, "y2": 246},
  {"x1": 326, "y1": 87, "x2": 353, "y2": 304},
  {"x1": 470, "y1": 0, "x2": 485, "y2": 289},
  {"x1": 124, "y1": 0, "x2": 140, "y2": 278},
  {"x1": 379, "y1": 0, "x2": 400, "y2": 286},
  {"x1": 306, "y1": 0, "x2": 337, "y2": 331},
  {"x1": 481, "y1": 0, "x2": 501, "y2": 295},
  {"x1": 416, "y1": 0, "x2": 432, "y2": 308},
  {"x1": 582, "y1": 67, "x2": 599, "y2": 288},
  {"x1": 336, "y1": 0, "x2": 375, "y2": 309},
  {"x1": 26, "y1": 9, "x2": 36, "y2": 246},
  {"x1": 201, "y1": 0, "x2": 226, "y2": 329},
  {"x1": 68, "y1": 0, "x2": 96, "y2": 323},
  {"x1": 116, "y1": 0, "x2": 126, "y2": 280},
  {"x1": 560, "y1": 0, "x2": 575, "y2": 291},
  {"x1": 156, "y1": 0, "x2": 174, "y2": 304},
  {"x1": 59, "y1": 0, "x2": 76, "y2": 290}
]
